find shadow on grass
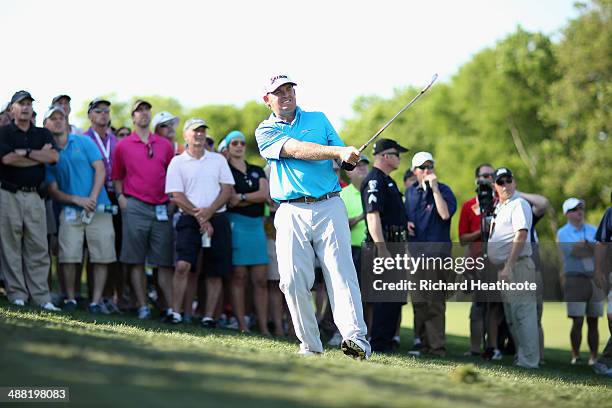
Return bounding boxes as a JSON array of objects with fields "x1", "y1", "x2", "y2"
[{"x1": 0, "y1": 307, "x2": 491, "y2": 408}]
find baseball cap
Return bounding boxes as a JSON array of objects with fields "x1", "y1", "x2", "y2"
[
  {"x1": 373, "y1": 138, "x2": 409, "y2": 155},
  {"x1": 403, "y1": 169, "x2": 415, "y2": 181},
  {"x1": 51, "y1": 94, "x2": 71, "y2": 105},
  {"x1": 562, "y1": 197, "x2": 584, "y2": 215},
  {"x1": 263, "y1": 74, "x2": 297, "y2": 96},
  {"x1": 152, "y1": 111, "x2": 179, "y2": 131},
  {"x1": 217, "y1": 138, "x2": 228, "y2": 152},
  {"x1": 358, "y1": 154, "x2": 370, "y2": 164},
  {"x1": 183, "y1": 118, "x2": 208, "y2": 133},
  {"x1": 131, "y1": 99, "x2": 152, "y2": 114},
  {"x1": 43, "y1": 105, "x2": 66, "y2": 123},
  {"x1": 10, "y1": 90, "x2": 34, "y2": 105},
  {"x1": 411, "y1": 151, "x2": 434, "y2": 169},
  {"x1": 88, "y1": 98, "x2": 111, "y2": 113},
  {"x1": 494, "y1": 167, "x2": 513, "y2": 182}
]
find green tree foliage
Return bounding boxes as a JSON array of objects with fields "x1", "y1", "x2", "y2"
[
  {"x1": 341, "y1": 1, "x2": 610, "y2": 240},
  {"x1": 541, "y1": 0, "x2": 611, "y2": 225}
]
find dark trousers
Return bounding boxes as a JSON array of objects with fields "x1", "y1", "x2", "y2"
[{"x1": 370, "y1": 302, "x2": 403, "y2": 352}]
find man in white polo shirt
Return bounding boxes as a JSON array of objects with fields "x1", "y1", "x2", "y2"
[
  {"x1": 165, "y1": 118, "x2": 234, "y2": 326},
  {"x1": 487, "y1": 167, "x2": 539, "y2": 369}
]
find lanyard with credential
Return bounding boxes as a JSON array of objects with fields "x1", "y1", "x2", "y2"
[{"x1": 92, "y1": 130, "x2": 111, "y2": 161}]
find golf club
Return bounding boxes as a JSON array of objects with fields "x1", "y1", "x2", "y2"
[{"x1": 340, "y1": 73, "x2": 438, "y2": 171}]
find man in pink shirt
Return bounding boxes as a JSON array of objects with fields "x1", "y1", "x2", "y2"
[{"x1": 111, "y1": 100, "x2": 175, "y2": 319}]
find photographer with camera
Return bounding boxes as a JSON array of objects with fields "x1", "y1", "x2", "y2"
[{"x1": 458, "y1": 163, "x2": 498, "y2": 357}]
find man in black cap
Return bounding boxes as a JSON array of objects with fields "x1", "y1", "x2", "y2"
[
  {"x1": 50, "y1": 94, "x2": 82, "y2": 135},
  {"x1": 0, "y1": 91, "x2": 60, "y2": 311},
  {"x1": 487, "y1": 167, "x2": 539, "y2": 368},
  {"x1": 361, "y1": 138, "x2": 410, "y2": 352}
]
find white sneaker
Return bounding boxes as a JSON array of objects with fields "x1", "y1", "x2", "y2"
[
  {"x1": 40, "y1": 302, "x2": 61, "y2": 312},
  {"x1": 12, "y1": 299, "x2": 26, "y2": 306},
  {"x1": 137, "y1": 306, "x2": 151, "y2": 319},
  {"x1": 297, "y1": 349, "x2": 322, "y2": 357},
  {"x1": 327, "y1": 331, "x2": 343, "y2": 347},
  {"x1": 226, "y1": 317, "x2": 239, "y2": 330},
  {"x1": 491, "y1": 349, "x2": 503, "y2": 360},
  {"x1": 170, "y1": 312, "x2": 182, "y2": 324}
]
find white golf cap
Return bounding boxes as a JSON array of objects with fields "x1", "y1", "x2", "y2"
[
  {"x1": 152, "y1": 111, "x2": 179, "y2": 131},
  {"x1": 562, "y1": 197, "x2": 584, "y2": 215},
  {"x1": 1, "y1": 101, "x2": 11, "y2": 114},
  {"x1": 43, "y1": 105, "x2": 66, "y2": 123},
  {"x1": 183, "y1": 118, "x2": 208, "y2": 133},
  {"x1": 217, "y1": 138, "x2": 228, "y2": 152},
  {"x1": 263, "y1": 74, "x2": 297, "y2": 96},
  {"x1": 411, "y1": 151, "x2": 434, "y2": 169}
]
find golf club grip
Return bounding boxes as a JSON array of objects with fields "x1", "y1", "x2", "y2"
[{"x1": 341, "y1": 161, "x2": 356, "y2": 171}]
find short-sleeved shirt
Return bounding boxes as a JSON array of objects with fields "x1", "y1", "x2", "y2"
[
  {"x1": 111, "y1": 132, "x2": 174, "y2": 205},
  {"x1": 45, "y1": 134, "x2": 111, "y2": 210},
  {"x1": 255, "y1": 106, "x2": 343, "y2": 201},
  {"x1": 487, "y1": 192, "x2": 533, "y2": 264},
  {"x1": 459, "y1": 196, "x2": 483, "y2": 257},
  {"x1": 361, "y1": 167, "x2": 406, "y2": 228},
  {"x1": 340, "y1": 183, "x2": 367, "y2": 246},
  {"x1": 405, "y1": 182, "x2": 457, "y2": 242},
  {"x1": 165, "y1": 150, "x2": 234, "y2": 212},
  {"x1": 595, "y1": 206, "x2": 612, "y2": 243},
  {"x1": 83, "y1": 127, "x2": 118, "y2": 192},
  {"x1": 0, "y1": 122, "x2": 56, "y2": 188},
  {"x1": 227, "y1": 162, "x2": 266, "y2": 218},
  {"x1": 557, "y1": 222, "x2": 597, "y2": 275}
]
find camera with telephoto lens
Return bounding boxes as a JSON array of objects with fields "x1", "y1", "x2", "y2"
[{"x1": 476, "y1": 179, "x2": 495, "y2": 217}]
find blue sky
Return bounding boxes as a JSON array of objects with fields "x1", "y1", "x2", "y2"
[{"x1": 1, "y1": 0, "x2": 578, "y2": 129}]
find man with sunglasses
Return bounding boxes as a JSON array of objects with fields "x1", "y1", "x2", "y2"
[
  {"x1": 111, "y1": 100, "x2": 175, "y2": 319},
  {"x1": 255, "y1": 73, "x2": 370, "y2": 359},
  {"x1": 557, "y1": 197, "x2": 603, "y2": 365},
  {"x1": 487, "y1": 167, "x2": 539, "y2": 368},
  {"x1": 152, "y1": 111, "x2": 182, "y2": 154},
  {"x1": 83, "y1": 98, "x2": 123, "y2": 312},
  {"x1": 405, "y1": 151, "x2": 457, "y2": 357},
  {"x1": 458, "y1": 163, "x2": 499, "y2": 358},
  {"x1": 361, "y1": 139, "x2": 409, "y2": 353}
]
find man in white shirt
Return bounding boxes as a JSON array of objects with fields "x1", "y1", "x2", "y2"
[
  {"x1": 165, "y1": 118, "x2": 234, "y2": 326},
  {"x1": 487, "y1": 167, "x2": 539, "y2": 368}
]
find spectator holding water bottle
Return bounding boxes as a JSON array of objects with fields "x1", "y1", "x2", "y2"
[{"x1": 44, "y1": 105, "x2": 117, "y2": 313}]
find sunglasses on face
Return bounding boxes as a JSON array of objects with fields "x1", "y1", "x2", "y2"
[
  {"x1": 478, "y1": 173, "x2": 495, "y2": 179},
  {"x1": 94, "y1": 108, "x2": 110, "y2": 114},
  {"x1": 146, "y1": 143, "x2": 154, "y2": 159},
  {"x1": 417, "y1": 164, "x2": 434, "y2": 170},
  {"x1": 496, "y1": 176, "x2": 513, "y2": 186},
  {"x1": 158, "y1": 123, "x2": 170, "y2": 129},
  {"x1": 231, "y1": 140, "x2": 246, "y2": 146},
  {"x1": 117, "y1": 132, "x2": 130, "y2": 137},
  {"x1": 567, "y1": 206, "x2": 584, "y2": 213}
]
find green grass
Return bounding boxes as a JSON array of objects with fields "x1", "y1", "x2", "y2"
[{"x1": 0, "y1": 301, "x2": 609, "y2": 407}]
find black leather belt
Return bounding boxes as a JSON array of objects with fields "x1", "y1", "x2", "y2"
[
  {"x1": 281, "y1": 192, "x2": 340, "y2": 204},
  {"x1": 0, "y1": 182, "x2": 39, "y2": 194}
]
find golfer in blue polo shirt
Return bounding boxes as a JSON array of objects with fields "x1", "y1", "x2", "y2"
[{"x1": 255, "y1": 74, "x2": 371, "y2": 359}]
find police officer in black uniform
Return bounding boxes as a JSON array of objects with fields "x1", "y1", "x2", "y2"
[{"x1": 360, "y1": 138, "x2": 409, "y2": 352}]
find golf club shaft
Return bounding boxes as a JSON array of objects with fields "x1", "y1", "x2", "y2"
[{"x1": 340, "y1": 73, "x2": 438, "y2": 171}]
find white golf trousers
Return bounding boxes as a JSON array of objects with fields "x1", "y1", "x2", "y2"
[{"x1": 274, "y1": 196, "x2": 370, "y2": 355}]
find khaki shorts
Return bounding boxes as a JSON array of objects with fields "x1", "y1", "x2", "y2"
[
  {"x1": 58, "y1": 209, "x2": 117, "y2": 264},
  {"x1": 564, "y1": 275, "x2": 605, "y2": 317}
]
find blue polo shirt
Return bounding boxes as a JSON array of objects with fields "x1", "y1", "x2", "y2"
[
  {"x1": 255, "y1": 107, "x2": 343, "y2": 201},
  {"x1": 405, "y1": 182, "x2": 457, "y2": 243},
  {"x1": 556, "y1": 222, "x2": 597, "y2": 275},
  {"x1": 46, "y1": 134, "x2": 111, "y2": 210}
]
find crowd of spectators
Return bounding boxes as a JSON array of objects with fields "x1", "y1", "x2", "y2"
[{"x1": 0, "y1": 90, "x2": 610, "y2": 376}]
